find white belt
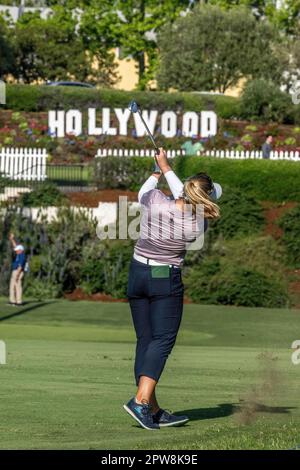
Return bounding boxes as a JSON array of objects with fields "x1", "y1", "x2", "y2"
[{"x1": 133, "y1": 253, "x2": 180, "y2": 268}]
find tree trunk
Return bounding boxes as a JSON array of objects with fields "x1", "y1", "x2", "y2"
[
  {"x1": 138, "y1": 51, "x2": 145, "y2": 82},
  {"x1": 138, "y1": 0, "x2": 146, "y2": 85}
]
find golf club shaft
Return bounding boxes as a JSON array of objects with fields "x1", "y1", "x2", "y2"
[
  {"x1": 137, "y1": 110, "x2": 160, "y2": 156},
  {"x1": 129, "y1": 100, "x2": 161, "y2": 172}
]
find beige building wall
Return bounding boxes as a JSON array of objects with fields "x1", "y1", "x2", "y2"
[
  {"x1": 225, "y1": 78, "x2": 246, "y2": 97},
  {"x1": 114, "y1": 49, "x2": 139, "y2": 91}
]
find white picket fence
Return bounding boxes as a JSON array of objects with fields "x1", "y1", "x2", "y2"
[
  {"x1": 96, "y1": 148, "x2": 300, "y2": 161},
  {"x1": 200, "y1": 149, "x2": 300, "y2": 161},
  {"x1": 0, "y1": 147, "x2": 48, "y2": 180},
  {"x1": 96, "y1": 148, "x2": 186, "y2": 158},
  {"x1": 0, "y1": 147, "x2": 299, "y2": 186}
]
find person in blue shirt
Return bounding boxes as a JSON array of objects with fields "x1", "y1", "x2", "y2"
[
  {"x1": 262, "y1": 135, "x2": 273, "y2": 159},
  {"x1": 8, "y1": 233, "x2": 26, "y2": 306}
]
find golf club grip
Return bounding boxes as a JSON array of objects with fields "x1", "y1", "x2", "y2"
[{"x1": 153, "y1": 149, "x2": 161, "y2": 173}]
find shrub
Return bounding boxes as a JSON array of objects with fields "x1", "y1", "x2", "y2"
[
  {"x1": 213, "y1": 268, "x2": 288, "y2": 307},
  {"x1": 20, "y1": 181, "x2": 67, "y2": 207},
  {"x1": 101, "y1": 245, "x2": 132, "y2": 298},
  {"x1": 240, "y1": 79, "x2": 292, "y2": 123},
  {"x1": 94, "y1": 156, "x2": 154, "y2": 191},
  {"x1": 28, "y1": 255, "x2": 42, "y2": 274},
  {"x1": 25, "y1": 279, "x2": 61, "y2": 301},
  {"x1": 1, "y1": 205, "x2": 134, "y2": 300},
  {"x1": 214, "y1": 235, "x2": 288, "y2": 281},
  {"x1": 0, "y1": 174, "x2": 9, "y2": 194},
  {"x1": 284, "y1": 137, "x2": 296, "y2": 145},
  {"x1": 80, "y1": 267, "x2": 104, "y2": 295},
  {"x1": 245, "y1": 124, "x2": 258, "y2": 131},
  {"x1": 79, "y1": 243, "x2": 106, "y2": 294},
  {"x1": 240, "y1": 134, "x2": 253, "y2": 143},
  {"x1": 278, "y1": 205, "x2": 300, "y2": 267},
  {"x1": 80, "y1": 240, "x2": 133, "y2": 298},
  {"x1": 184, "y1": 235, "x2": 289, "y2": 307},
  {"x1": 185, "y1": 258, "x2": 288, "y2": 308},
  {"x1": 209, "y1": 187, "x2": 265, "y2": 240},
  {"x1": 7, "y1": 206, "x2": 97, "y2": 296},
  {"x1": 292, "y1": 105, "x2": 300, "y2": 126}
]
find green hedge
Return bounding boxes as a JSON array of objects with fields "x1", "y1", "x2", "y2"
[
  {"x1": 185, "y1": 261, "x2": 288, "y2": 308},
  {"x1": 184, "y1": 236, "x2": 289, "y2": 307},
  {"x1": 94, "y1": 156, "x2": 300, "y2": 202},
  {"x1": 278, "y1": 205, "x2": 300, "y2": 267},
  {"x1": 5, "y1": 83, "x2": 300, "y2": 123},
  {"x1": 5, "y1": 84, "x2": 240, "y2": 118},
  {"x1": 209, "y1": 187, "x2": 265, "y2": 239},
  {"x1": 94, "y1": 157, "x2": 154, "y2": 190}
]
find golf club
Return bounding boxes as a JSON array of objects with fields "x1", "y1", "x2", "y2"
[{"x1": 128, "y1": 100, "x2": 161, "y2": 173}]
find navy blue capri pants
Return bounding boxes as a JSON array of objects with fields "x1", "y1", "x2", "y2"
[{"x1": 127, "y1": 258, "x2": 184, "y2": 385}]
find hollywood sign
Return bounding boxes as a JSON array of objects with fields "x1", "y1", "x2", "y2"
[{"x1": 48, "y1": 108, "x2": 217, "y2": 138}]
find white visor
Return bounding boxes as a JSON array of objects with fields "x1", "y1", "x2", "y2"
[{"x1": 211, "y1": 182, "x2": 222, "y2": 201}]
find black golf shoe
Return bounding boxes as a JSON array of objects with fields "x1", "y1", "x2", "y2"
[
  {"x1": 123, "y1": 398, "x2": 159, "y2": 430},
  {"x1": 153, "y1": 409, "x2": 189, "y2": 427}
]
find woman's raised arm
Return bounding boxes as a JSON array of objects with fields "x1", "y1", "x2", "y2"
[
  {"x1": 156, "y1": 148, "x2": 184, "y2": 200},
  {"x1": 138, "y1": 173, "x2": 161, "y2": 203}
]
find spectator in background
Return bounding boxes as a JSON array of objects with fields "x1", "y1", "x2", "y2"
[
  {"x1": 8, "y1": 233, "x2": 25, "y2": 306},
  {"x1": 262, "y1": 136, "x2": 273, "y2": 159},
  {"x1": 181, "y1": 136, "x2": 204, "y2": 156}
]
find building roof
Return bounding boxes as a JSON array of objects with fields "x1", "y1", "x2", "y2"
[{"x1": 0, "y1": 5, "x2": 52, "y2": 22}]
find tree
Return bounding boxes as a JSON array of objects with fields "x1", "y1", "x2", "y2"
[
  {"x1": 12, "y1": 6, "x2": 117, "y2": 86},
  {"x1": 80, "y1": 0, "x2": 192, "y2": 90},
  {"x1": 209, "y1": 0, "x2": 278, "y2": 20},
  {"x1": 157, "y1": 4, "x2": 283, "y2": 93},
  {"x1": 217, "y1": 0, "x2": 300, "y2": 36},
  {"x1": 79, "y1": 0, "x2": 120, "y2": 87},
  {"x1": 116, "y1": 0, "x2": 193, "y2": 89},
  {"x1": 0, "y1": 16, "x2": 15, "y2": 78},
  {"x1": 13, "y1": 8, "x2": 87, "y2": 83},
  {"x1": 280, "y1": 37, "x2": 300, "y2": 92},
  {"x1": 270, "y1": 0, "x2": 300, "y2": 35}
]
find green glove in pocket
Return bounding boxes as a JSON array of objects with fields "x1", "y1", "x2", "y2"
[{"x1": 151, "y1": 265, "x2": 170, "y2": 279}]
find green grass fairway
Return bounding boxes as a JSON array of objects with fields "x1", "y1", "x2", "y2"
[{"x1": 0, "y1": 299, "x2": 299, "y2": 450}]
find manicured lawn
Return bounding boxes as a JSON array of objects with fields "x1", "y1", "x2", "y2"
[{"x1": 0, "y1": 299, "x2": 299, "y2": 450}]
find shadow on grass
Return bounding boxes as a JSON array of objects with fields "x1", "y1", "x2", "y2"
[
  {"x1": 0, "y1": 301, "x2": 57, "y2": 322},
  {"x1": 176, "y1": 403, "x2": 237, "y2": 421},
  {"x1": 176, "y1": 402, "x2": 296, "y2": 421},
  {"x1": 129, "y1": 403, "x2": 237, "y2": 429},
  {"x1": 127, "y1": 403, "x2": 297, "y2": 430}
]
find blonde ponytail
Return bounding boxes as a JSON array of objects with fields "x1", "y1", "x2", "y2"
[{"x1": 183, "y1": 176, "x2": 220, "y2": 219}]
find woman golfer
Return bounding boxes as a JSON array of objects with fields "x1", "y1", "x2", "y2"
[{"x1": 124, "y1": 148, "x2": 222, "y2": 430}]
